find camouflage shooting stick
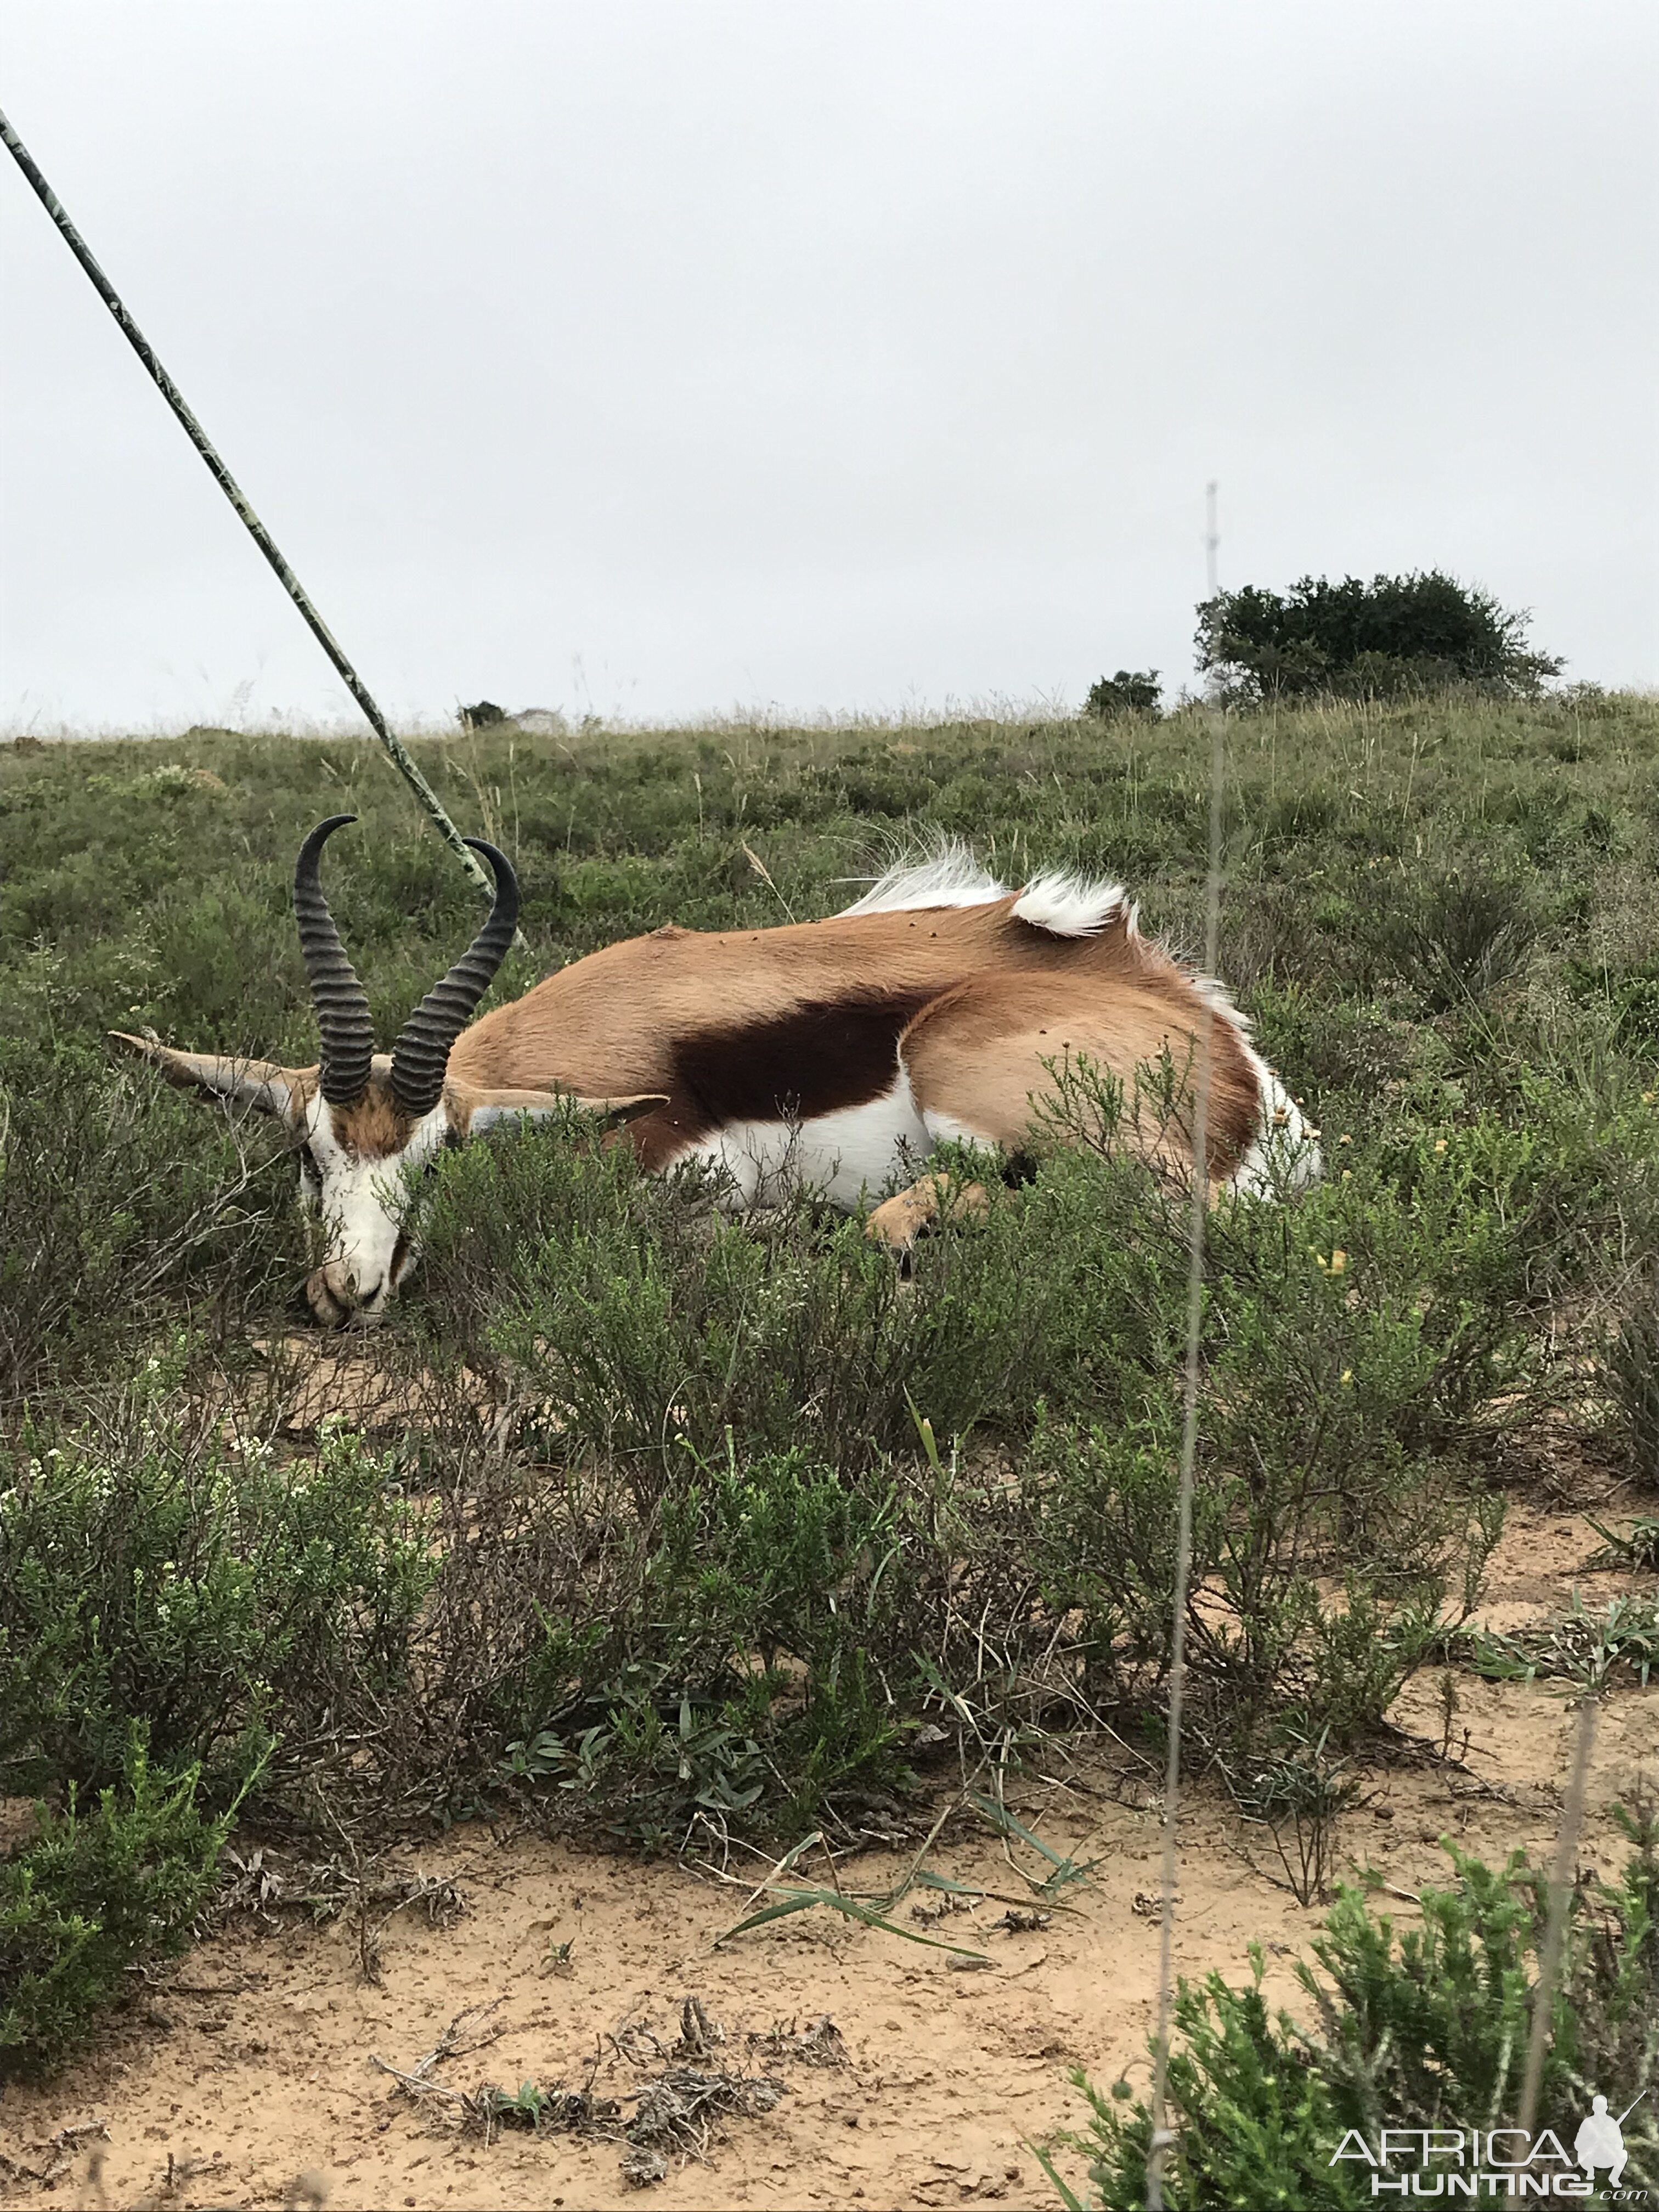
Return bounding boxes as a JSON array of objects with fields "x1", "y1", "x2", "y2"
[{"x1": 0, "y1": 103, "x2": 496, "y2": 901}]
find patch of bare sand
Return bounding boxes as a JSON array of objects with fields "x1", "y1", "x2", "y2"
[{"x1": 4, "y1": 1502, "x2": 1656, "y2": 2212}]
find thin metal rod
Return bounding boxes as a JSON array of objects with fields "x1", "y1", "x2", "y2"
[
  {"x1": 0, "y1": 103, "x2": 491, "y2": 898},
  {"x1": 1146, "y1": 711, "x2": 1226, "y2": 2212},
  {"x1": 1517, "y1": 1691, "x2": 1599, "y2": 2136}
]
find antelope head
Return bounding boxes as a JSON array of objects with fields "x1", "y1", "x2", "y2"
[{"x1": 112, "y1": 816, "x2": 662, "y2": 1328}]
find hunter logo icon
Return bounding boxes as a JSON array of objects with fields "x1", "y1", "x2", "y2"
[
  {"x1": 1330, "y1": 2092, "x2": 1650, "y2": 2194},
  {"x1": 1575, "y1": 2094, "x2": 1639, "y2": 2191}
]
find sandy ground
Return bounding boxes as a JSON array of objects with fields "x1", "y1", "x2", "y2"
[{"x1": 2, "y1": 1501, "x2": 1655, "y2": 2212}]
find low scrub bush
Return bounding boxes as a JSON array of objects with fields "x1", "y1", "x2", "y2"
[
  {"x1": 1367, "y1": 865, "x2": 1540, "y2": 1011},
  {"x1": 419, "y1": 1084, "x2": 1567, "y2": 1479},
  {"x1": 478, "y1": 1442, "x2": 919, "y2": 1844},
  {"x1": 414, "y1": 1118, "x2": 1096, "y2": 1492},
  {"x1": 0, "y1": 1043, "x2": 301, "y2": 1409},
  {"x1": 1566, "y1": 954, "x2": 1659, "y2": 1060},
  {"x1": 397, "y1": 1423, "x2": 1025, "y2": 1842},
  {"x1": 392, "y1": 1090, "x2": 1600, "y2": 1804},
  {"x1": 0, "y1": 1383, "x2": 435, "y2": 1807},
  {"x1": 1043, "y1": 1803, "x2": 1659, "y2": 2208},
  {"x1": 1, "y1": 1737, "x2": 232, "y2": 2076},
  {"x1": 1610, "y1": 1260, "x2": 1659, "y2": 1481}
]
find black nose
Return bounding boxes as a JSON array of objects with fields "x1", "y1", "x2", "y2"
[{"x1": 356, "y1": 1280, "x2": 384, "y2": 1307}]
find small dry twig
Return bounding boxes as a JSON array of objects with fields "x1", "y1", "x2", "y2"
[
  {"x1": 989, "y1": 1906, "x2": 1052, "y2": 1934},
  {"x1": 0, "y1": 2122, "x2": 110, "y2": 2191},
  {"x1": 673, "y1": 1995, "x2": 724, "y2": 2058},
  {"x1": 747, "y1": 2014, "x2": 849, "y2": 2069},
  {"x1": 625, "y1": 2064, "x2": 785, "y2": 2166}
]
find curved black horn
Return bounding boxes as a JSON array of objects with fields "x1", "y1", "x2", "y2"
[
  {"x1": 294, "y1": 815, "x2": 376, "y2": 1107},
  {"x1": 389, "y1": 839, "x2": 520, "y2": 1118}
]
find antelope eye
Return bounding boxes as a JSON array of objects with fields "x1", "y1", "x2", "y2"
[{"x1": 297, "y1": 1144, "x2": 322, "y2": 1183}]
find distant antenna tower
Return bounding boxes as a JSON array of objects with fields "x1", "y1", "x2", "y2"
[{"x1": 1204, "y1": 479, "x2": 1220, "y2": 598}]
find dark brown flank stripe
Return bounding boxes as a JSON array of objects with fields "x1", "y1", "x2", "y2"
[{"x1": 630, "y1": 987, "x2": 942, "y2": 1167}]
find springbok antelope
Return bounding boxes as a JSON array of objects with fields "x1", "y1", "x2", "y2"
[{"x1": 112, "y1": 815, "x2": 1315, "y2": 1328}]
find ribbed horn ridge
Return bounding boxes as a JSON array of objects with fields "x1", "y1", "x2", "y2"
[
  {"x1": 389, "y1": 839, "x2": 520, "y2": 1118},
  {"x1": 294, "y1": 815, "x2": 375, "y2": 1107}
]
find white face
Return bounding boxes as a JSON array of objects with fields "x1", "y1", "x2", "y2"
[
  {"x1": 296, "y1": 1091, "x2": 454, "y2": 1328},
  {"x1": 110, "y1": 1030, "x2": 667, "y2": 1330}
]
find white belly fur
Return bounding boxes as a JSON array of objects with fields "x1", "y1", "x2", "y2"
[{"x1": 680, "y1": 1070, "x2": 932, "y2": 1210}]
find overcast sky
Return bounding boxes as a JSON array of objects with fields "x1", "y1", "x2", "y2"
[{"x1": 2, "y1": 2, "x2": 1654, "y2": 732}]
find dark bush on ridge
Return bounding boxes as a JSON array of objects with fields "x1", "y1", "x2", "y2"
[
  {"x1": 1084, "y1": 669, "x2": 1162, "y2": 719},
  {"x1": 1195, "y1": 571, "x2": 1562, "y2": 700}
]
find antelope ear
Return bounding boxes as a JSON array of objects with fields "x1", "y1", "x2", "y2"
[
  {"x1": 109, "y1": 1031, "x2": 310, "y2": 1120},
  {"x1": 455, "y1": 1086, "x2": 669, "y2": 1137}
]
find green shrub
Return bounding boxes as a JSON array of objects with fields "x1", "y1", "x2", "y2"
[
  {"x1": 419, "y1": 1096, "x2": 1560, "y2": 1497},
  {"x1": 0, "y1": 1043, "x2": 302, "y2": 1408},
  {"x1": 483, "y1": 1441, "x2": 916, "y2": 1843},
  {"x1": 0, "y1": 1395, "x2": 435, "y2": 1806},
  {"x1": 1195, "y1": 572, "x2": 1561, "y2": 701},
  {"x1": 1368, "y1": 865, "x2": 1539, "y2": 1011},
  {"x1": 1584, "y1": 960, "x2": 1659, "y2": 1060},
  {"x1": 1, "y1": 1736, "x2": 232, "y2": 2076},
  {"x1": 1044, "y1": 1805, "x2": 1659, "y2": 2208},
  {"x1": 1084, "y1": 670, "x2": 1162, "y2": 719},
  {"x1": 397, "y1": 1096, "x2": 1589, "y2": 1796},
  {"x1": 414, "y1": 1119, "x2": 1094, "y2": 1492},
  {"x1": 1609, "y1": 1262, "x2": 1659, "y2": 1482}
]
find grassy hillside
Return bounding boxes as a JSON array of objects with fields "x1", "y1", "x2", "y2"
[{"x1": 3, "y1": 690, "x2": 1657, "y2": 2072}]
